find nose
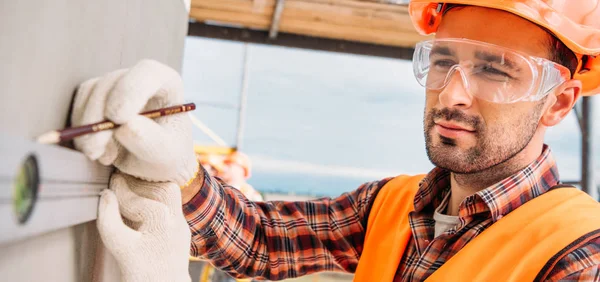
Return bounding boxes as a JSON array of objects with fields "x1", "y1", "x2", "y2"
[{"x1": 438, "y1": 67, "x2": 474, "y2": 109}]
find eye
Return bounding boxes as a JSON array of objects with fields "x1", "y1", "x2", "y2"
[
  {"x1": 479, "y1": 64, "x2": 514, "y2": 81},
  {"x1": 482, "y1": 65, "x2": 509, "y2": 76},
  {"x1": 431, "y1": 58, "x2": 456, "y2": 70}
]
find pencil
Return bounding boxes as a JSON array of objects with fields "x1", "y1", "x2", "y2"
[{"x1": 37, "y1": 103, "x2": 196, "y2": 144}]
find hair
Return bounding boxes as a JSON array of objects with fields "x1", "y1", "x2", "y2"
[{"x1": 547, "y1": 35, "x2": 579, "y2": 77}]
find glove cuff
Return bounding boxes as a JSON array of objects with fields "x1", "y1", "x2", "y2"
[{"x1": 180, "y1": 161, "x2": 200, "y2": 191}]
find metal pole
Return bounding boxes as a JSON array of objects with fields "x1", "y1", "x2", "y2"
[
  {"x1": 269, "y1": 0, "x2": 286, "y2": 39},
  {"x1": 581, "y1": 96, "x2": 597, "y2": 200},
  {"x1": 235, "y1": 43, "x2": 250, "y2": 150}
]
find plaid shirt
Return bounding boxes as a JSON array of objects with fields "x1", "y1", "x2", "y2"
[{"x1": 183, "y1": 145, "x2": 600, "y2": 281}]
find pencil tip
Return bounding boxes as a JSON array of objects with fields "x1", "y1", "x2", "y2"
[{"x1": 36, "y1": 131, "x2": 60, "y2": 144}]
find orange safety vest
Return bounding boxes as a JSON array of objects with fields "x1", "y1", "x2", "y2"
[{"x1": 354, "y1": 175, "x2": 600, "y2": 281}]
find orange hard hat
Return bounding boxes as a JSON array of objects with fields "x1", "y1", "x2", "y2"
[
  {"x1": 409, "y1": 0, "x2": 600, "y2": 96},
  {"x1": 224, "y1": 151, "x2": 252, "y2": 179}
]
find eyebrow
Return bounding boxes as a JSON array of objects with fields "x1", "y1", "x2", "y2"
[
  {"x1": 430, "y1": 45, "x2": 455, "y2": 57},
  {"x1": 474, "y1": 50, "x2": 518, "y2": 70}
]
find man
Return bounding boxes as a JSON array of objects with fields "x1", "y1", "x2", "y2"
[
  {"x1": 71, "y1": 1, "x2": 600, "y2": 281},
  {"x1": 219, "y1": 152, "x2": 263, "y2": 202}
]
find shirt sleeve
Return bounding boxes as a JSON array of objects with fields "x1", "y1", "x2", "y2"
[
  {"x1": 543, "y1": 235, "x2": 600, "y2": 281},
  {"x1": 183, "y1": 167, "x2": 393, "y2": 280},
  {"x1": 550, "y1": 265, "x2": 600, "y2": 281}
]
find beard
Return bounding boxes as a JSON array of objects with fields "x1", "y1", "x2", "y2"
[{"x1": 424, "y1": 106, "x2": 541, "y2": 174}]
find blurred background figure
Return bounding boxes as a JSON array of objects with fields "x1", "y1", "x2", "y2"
[
  {"x1": 196, "y1": 149, "x2": 224, "y2": 177},
  {"x1": 220, "y1": 151, "x2": 263, "y2": 202}
]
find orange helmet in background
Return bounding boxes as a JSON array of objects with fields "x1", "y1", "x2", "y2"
[
  {"x1": 194, "y1": 145, "x2": 225, "y2": 173},
  {"x1": 224, "y1": 151, "x2": 252, "y2": 179},
  {"x1": 197, "y1": 154, "x2": 224, "y2": 173},
  {"x1": 409, "y1": 0, "x2": 600, "y2": 96}
]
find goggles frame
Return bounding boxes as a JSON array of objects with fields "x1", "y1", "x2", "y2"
[{"x1": 412, "y1": 38, "x2": 571, "y2": 103}]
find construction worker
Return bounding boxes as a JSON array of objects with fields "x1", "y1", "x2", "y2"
[
  {"x1": 219, "y1": 152, "x2": 263, "y2": 202},
  {"x1": 70, "y1": 1, "x2": 600, "y2": 281}
]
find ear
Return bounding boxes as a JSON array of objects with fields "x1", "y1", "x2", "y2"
[{"x1": 540, "y1": 79, "x2": 582, "y2": 127}]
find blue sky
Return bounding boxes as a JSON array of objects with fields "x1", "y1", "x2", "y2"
[{"x1": 181, "y1": 36, "x2": 599, "y2": 196}]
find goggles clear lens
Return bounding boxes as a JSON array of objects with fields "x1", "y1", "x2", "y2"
[{"x1": 412, "y1": 38, "x2": 571, "y2": 103}]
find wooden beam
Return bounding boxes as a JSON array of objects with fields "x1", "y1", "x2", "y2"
[
  {"x1": 282, "y1": 1, "x2": 415, "y2": 32},
  {"x1": 189, "y1": 0, "x2": 429, "y2": 48},
  {"x1": 272, "y1": 0, "x2": 409, "y2": 12},
  {"x1": 279, "y1": 17, "x2": 425, "y2": 47},
  {"x1": 190, "y1": 8, "x2": 271, "y2": 29},
  {"x1": 187, "y1": 22, "x2": 416, "y2": 60}
]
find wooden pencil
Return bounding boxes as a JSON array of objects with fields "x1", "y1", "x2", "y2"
[{"x1": 37, "y1": 103, "x2": 196, "y2": 144}]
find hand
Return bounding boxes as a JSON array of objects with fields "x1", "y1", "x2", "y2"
[
  {"x1": 97, "y1": 172, "x2": 192, "y2": 282},
  {"x1": 71, "y1": 59, "x2": 197, "y2": 186}
]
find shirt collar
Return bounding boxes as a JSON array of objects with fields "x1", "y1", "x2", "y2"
[
  {"x1": 474, "y1": 144, "x2": 559, "y2": 221},
  {"x1": 414, "y1": 167, "x2": 451, "y2": 213},
  {"x1": 414, "y1": 145, "x2": 560, "y2": 222}
]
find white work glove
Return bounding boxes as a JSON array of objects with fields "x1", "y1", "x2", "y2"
[
  {"x1": 97, "y1": 172, "x2": 192, "y2": 282},
  {"x1": 71, "y1": 59, "x2": 197, "y2": 186}
]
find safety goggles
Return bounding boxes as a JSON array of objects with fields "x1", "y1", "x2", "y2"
[{"x1": 412, "y1": 38, "x2": 571, "y2": 104}]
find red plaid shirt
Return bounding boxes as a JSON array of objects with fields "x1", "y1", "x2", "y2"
[{"x1": 183, "y1": 145, "x2": 600, "y2": 281}]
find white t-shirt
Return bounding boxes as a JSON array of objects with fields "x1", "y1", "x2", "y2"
[{"x1": 433, "y1": 192, "x2": 460, "y2": 238}]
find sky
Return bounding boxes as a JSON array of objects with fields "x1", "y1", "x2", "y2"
[{"x1": 181, "y1": 36, "x2": 599, "y2": 197}]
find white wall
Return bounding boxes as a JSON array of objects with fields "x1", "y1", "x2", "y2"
[{"x1": 0, "y1": 0, "x2": 188, "y2": 281}]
